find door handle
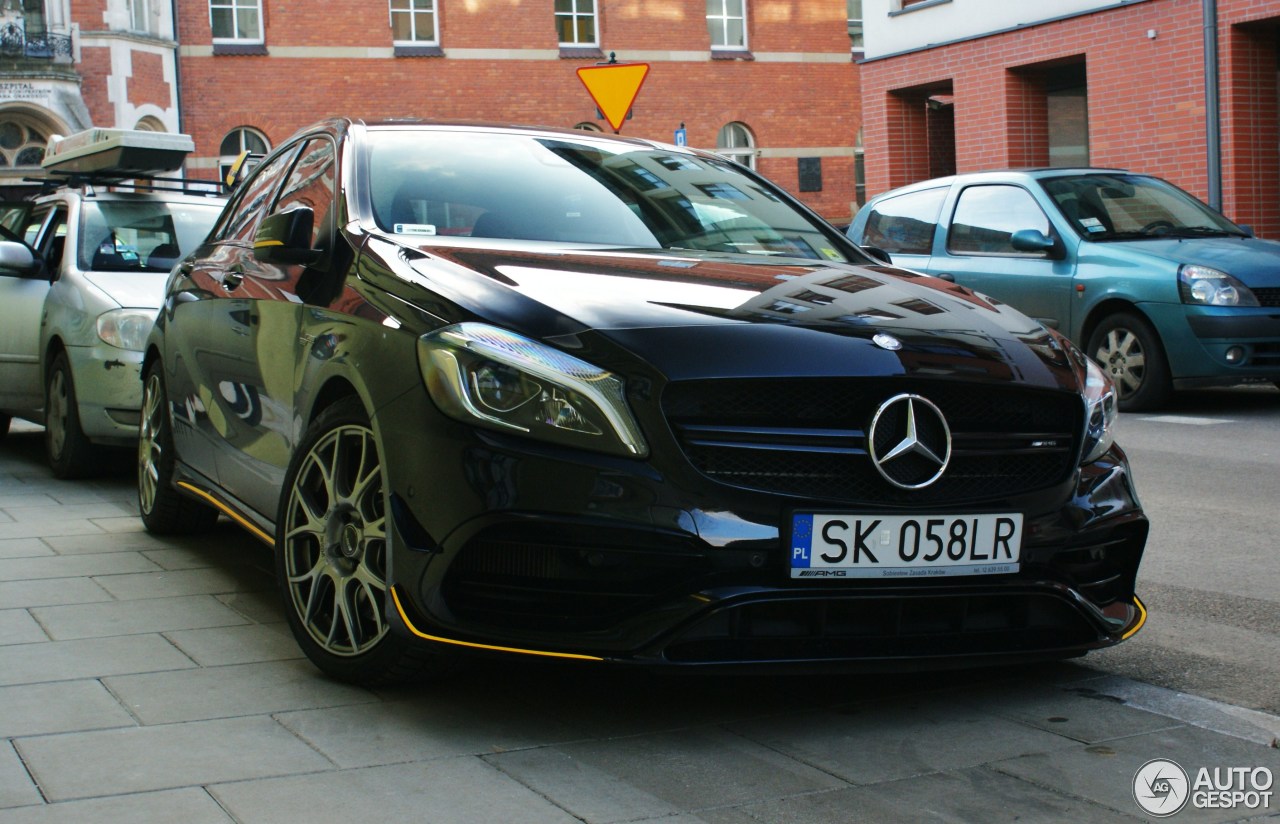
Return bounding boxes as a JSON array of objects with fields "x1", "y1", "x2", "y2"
[{"x1": 935, "y1": 272, "x2": 956, "y2": 282}]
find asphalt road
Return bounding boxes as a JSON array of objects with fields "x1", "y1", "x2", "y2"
[{"x1": 1079, "y1": 384, "x2": 1280, "y2": 716}]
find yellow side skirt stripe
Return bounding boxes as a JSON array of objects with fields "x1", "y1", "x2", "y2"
[
  {"x1": 390, "y1": 586, "x2": 603, "y2": 661},
  {"x1": 177, "y1": 481, "x2": 275, "y2": 546}
]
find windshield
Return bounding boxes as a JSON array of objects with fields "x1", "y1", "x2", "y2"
[
  {"x1": 1039, "y1": 173, "x2": 1244, "y2": 241},
  {"x1": 366, "y1": 129, "x2": 850, "y2": 262},
  {"x1": 80, "y1": 200, "x2": 222, "y2": 272}
]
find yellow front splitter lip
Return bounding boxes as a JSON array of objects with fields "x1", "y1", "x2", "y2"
[
  {"x1": 390, "y1": 585, "x2": 603, "y2": 662},
  {"x1": 1121, "y1": 595, "x2": 1148, "y2": 640}
]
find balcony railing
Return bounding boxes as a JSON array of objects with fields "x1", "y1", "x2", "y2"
[{"x1": 0, "y1": 25, "x2": 73, "y2": 60}]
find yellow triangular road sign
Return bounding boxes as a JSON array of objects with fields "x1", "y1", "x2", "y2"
[{"x1": 576, "y1": 63, "x2": 650, "y2": 133}]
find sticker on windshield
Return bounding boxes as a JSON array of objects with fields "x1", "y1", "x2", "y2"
[
  {"x1": 820, "y1": 248, "x2": 843, "y2": 260},
  {"x1": 1079, "y1": 217, "x2": 1106, "y2": 232},
  {"x1": 394, "y1": 223, "x2": 437, "y2": 236}
]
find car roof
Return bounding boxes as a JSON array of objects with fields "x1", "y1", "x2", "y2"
[{"x1": 865, "y1": 167, "x2": 1143, "y2": 203}]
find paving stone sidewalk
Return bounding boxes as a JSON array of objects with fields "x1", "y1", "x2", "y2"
[{"x1": 1, "y1": 422, "x2": 1277, "y2": 823}]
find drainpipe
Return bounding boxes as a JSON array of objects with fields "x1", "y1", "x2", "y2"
[
  {"x1": 169, "y1": 0, "x2": 184, "y2": 136},
  {"x1": 1203, "y1": 0, "x2": 1221, "y2": 210}
]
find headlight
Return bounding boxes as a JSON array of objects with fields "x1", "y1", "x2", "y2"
[
  {"x1": 418, "y1": 323, "x2": 648, "y2": 458},
  {"x1": 1081, "y1": 355, "x2": 1118, "y2": 464},
  {"x1": 96, "y1": 308, "x2": 155, "y2": 351},
  {"x1": 1178, "y1": 264, "x2": 1259, "y2": 306}
]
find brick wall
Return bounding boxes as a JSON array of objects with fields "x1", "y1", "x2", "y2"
[{"x1": 128, "y1": 51, "x2": 172, "y2": 110}]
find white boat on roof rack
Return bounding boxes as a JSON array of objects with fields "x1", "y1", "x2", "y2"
[{"x1": 41, "y1": 128, "x2": 195, "y2": 177}]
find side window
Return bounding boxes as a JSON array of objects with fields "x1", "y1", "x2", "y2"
[
  {"x1": 861, "y1": 187, "x2": 946, "y2": 255},
  {"x1": 271, "y1": 138, "x2": 336, "y2": 250},
  {"x1": 948, "y1": 185, "x2": 1051, "y2": 256},
  {"x1": 215, "y1": 145, "x2": 300, "y2": 243},
  {"x1": 38, "y1": 209, "x2": 69, "y2": 273}
]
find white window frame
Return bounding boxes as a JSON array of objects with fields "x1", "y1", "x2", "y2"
[
  {"x1": 389, "y1": 0, "x2": 439, "y2": 45},
  {"x1": 706, "y1": 0, "x2": 747, "y2": 51},
  {"x1": 130, "y1": 0, "x2": 157, "y2": 35},
  {"x1": 209, "y1": 0, "x2": 263, "y2": 44},
  {"x1": 219, "y1": 126, "x2": 270, "y2": 184},
  {"x1": 716, "y1": 121, "x2": 755, "y2": 170},
  {"x1": 555, "y1": 0, "x2": 598, "y2": 48}
]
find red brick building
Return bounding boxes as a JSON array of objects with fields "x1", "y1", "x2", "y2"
[
  {"x1": 173, "y1": 0, "x2": 860, "y2": 219},
  {"x1": 0, "y1": 1, "x2": 861, "y2": 221},
  {"x1": 859, "y1": 0, "x2": 1280, "y2": 238}
]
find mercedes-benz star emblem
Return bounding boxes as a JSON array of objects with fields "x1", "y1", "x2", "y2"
[
  {"x1": 868, "y1": 394, "x2": 952, "y2": 489},
  {"x1": 872, "y1": 332, "x2": 902, "y2": 351}
]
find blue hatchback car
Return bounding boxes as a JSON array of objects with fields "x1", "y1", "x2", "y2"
[{"x1": 848, "y1": 169, "x2": 1280, "y2": 410}]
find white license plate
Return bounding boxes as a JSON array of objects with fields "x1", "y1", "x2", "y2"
[{"x1": 790, "y1": 512, "x2": 1022, "y2": 579}]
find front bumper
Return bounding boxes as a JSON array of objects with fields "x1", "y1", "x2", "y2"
[
  {"x1": 1146, "y1": 302, "x2": 1280, "y2": 387},
  {"x1": 65, "y1": 344, "x2": 145, "y2": 445},
  {"x1": 373, "y1": 387, "x2": 1148, "y2": 669}
]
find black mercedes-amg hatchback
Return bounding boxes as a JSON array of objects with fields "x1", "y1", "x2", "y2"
[{"x1": 139, "y1": 118, "x2": 1147, "y2": 683}]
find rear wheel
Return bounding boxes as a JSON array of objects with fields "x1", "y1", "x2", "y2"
[
  {"x1": 1087, "y1": 312, "x2": 1172, "y2": 412},
  {"x1": 138, "y1": 360, "x2": 219, "y2": 534},
  {"x1": 276, "y1": 396, "x2": 452, "y2": 685},
  {"x1": 45, "y1": 351, "x2": 100, "y2": 478}
]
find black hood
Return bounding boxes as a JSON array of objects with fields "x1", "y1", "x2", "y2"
[{"x1": 394, "y1": 242, "x2": 1082, "y2": 392}]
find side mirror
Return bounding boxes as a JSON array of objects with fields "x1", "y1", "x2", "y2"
[
  {"x1": 860, "y1": 245, "x2": 892, "y2": 265},
  {"x1": 0, "y1": 240, "x2": 40, "y2": 277},
  {"x1": 1010, "y1": 229, "x2": 1061, "y2": 258},
  {"x1": 254, "y1": 208, "x2": 321, "y2": 265},
  {"x1": 1239, "y1": 224, "x2": 1255, "y2": 238}
]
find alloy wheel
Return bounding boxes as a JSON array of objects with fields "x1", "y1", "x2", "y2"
[
  {"x1": 137, "y1": 372, "x2": 164, "y2": 515},
  {"x1": 281, "y1": 423, "x2": 389, "y2": 657},
  {"x1": 1095, "y1": 326, "x2": 1146, "y2": 398},
  {"x1": 47, "y1": 367, "x2": 69, "y2": 459}
]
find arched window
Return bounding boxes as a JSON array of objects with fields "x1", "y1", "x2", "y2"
[
  {"x1": 134, "y1": 116, "x2": 166, "y2": 132},
  {"x1": 0, "y1": 117, "x2": 52, "y2": 170},
  {"x1": 219, "y1": 126, "x2": 269, "y2": 183},
  {"x1": 716, "y1": 122, "x2": 755, "y2": 170},
  {"x1": 573, "y1": 122, "x2": 602, "y2": 132}
]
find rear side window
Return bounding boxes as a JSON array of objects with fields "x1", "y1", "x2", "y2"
[{"x1": 860, "y1": 187, "x2": 946, "y2": 255}]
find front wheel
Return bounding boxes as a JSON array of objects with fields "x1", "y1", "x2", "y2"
[
  {"x1": 45, "y1": 351, "x2": 100, "y2": 478},
  {"x1": 276, "y1": 396, "x2": 453, "y2": 685},
  {"x1": 138, "y1": 360, "x2": 220, "y2": 534},
  {"x1": 1087, "y1": 313, "x2": 1172, "y2": 412}
]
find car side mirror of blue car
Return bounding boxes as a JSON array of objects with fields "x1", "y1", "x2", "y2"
[{"x1": 1010, "y1": 229, "x2": 1062, "y2": 258}]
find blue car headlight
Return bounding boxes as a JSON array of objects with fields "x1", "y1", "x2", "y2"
[
  {"x1": 1179, "y1": 264, "x2": 1259, "y2": 307},
  {"x1": 418, "y1": 323, "x2": 648, "y2": 458}
]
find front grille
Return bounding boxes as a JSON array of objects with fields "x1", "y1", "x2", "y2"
[
  {"x1": 663, "y1": 379, "x2": 1082, "y2": 505},
  {"x1": 1253, "y1": 287, "x2": 1280, "y2": 308},
  {"x1": 1250, "y1": 342, "x2": 1280, "y2": 366},
  {"x1": 662, "y1": 591, "x2": 1100, "y2": 662}
]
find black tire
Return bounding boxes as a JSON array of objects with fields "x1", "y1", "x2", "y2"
[
  {"x1": 1087, "y1": 312, "x2": 1172, "y2": 412},
  {"x1": 137, "y1": 360, "x2": 220, "y2": 534},
  {"x1": 276, "y1": 396, "x2": 453, "y2": 685},
  {"x1": 45, "y1": 351, "x2": 101, "y2": 479}
]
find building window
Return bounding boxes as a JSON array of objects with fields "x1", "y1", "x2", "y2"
[
  {"x1": 220, "y1": 126, "x2": 270, "y2": 183},
  {"x1": 135, "y1": 116, "x2": 165, "y2": 132},
  {"x1": 847, "y1": 0, "x2": 862, "y2": 53},
  {"x1": 573, "y1": 122, "x2": 603, "y2": 131},
  {"x1": 854, "y1": 127, "x2": 866, "y2": 207},
  {"x1": 706, "y1": 0, "x2": 746, "y2": 50},
  {"x1": 130, "y1": 0, "x2": 158, "y2": 35},
  {"x1": 0, "y1": 119, "x2": 48, "y2": 169},
  {"x1": 556, "y1": 0, "x2": 597, "y2": 47},
  {"x1": 390, "y1": 0, "x2": 437, "y2": 43},
  {"x1": 210, "y1": 0, "x2": 263, "y2": 42},
  {"x1": 716, "y1": 122, "x2": 755, "y2": 170}
]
